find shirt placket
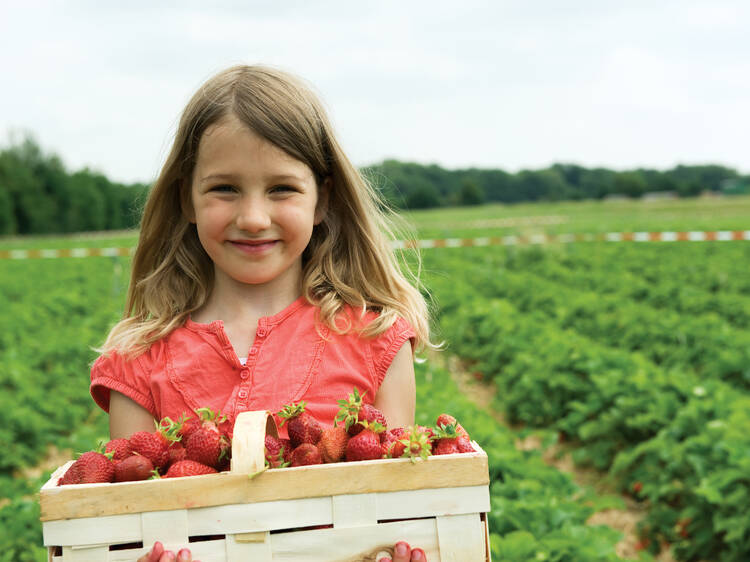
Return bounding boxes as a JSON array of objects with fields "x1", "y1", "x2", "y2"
[{"x1": 236, "y1": 318, "x2": 269, "y2": 411}]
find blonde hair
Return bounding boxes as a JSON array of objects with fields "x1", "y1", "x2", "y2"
[{"x1": 102, "y1": 64, "x2": 434, "y2": 357}]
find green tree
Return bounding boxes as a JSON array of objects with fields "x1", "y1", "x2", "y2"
[{"x1": 458, "y1": 179, "x2": 484, "y2": 206}]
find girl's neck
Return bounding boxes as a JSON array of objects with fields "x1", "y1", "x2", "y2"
[{"x1": 193, "y1": 264, "x2": 303, "y2": 325}]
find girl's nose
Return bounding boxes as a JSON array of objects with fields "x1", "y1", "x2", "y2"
[{"x1": 236, "y1": 199, "x2": 272, "y2": 232}]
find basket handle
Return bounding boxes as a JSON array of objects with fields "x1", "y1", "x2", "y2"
[{"x1": 230, "y1": 410, "x2": 278, "y2": 474}]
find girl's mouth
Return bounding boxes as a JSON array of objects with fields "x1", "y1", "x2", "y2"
[{"x1": 229, "y1": 240, "x2": 278, "y2": 255}]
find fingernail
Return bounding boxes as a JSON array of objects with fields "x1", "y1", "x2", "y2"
[
  {"x1": 165, "y1": 552, "x2": 176, "y2": 562},
  {"x1": 412, "y1": 548, "x2": 425, "y2": 560},
  {"x1": 178, "y1": 549, "x2": 190, "y2": 561},
  {"x1": 395, "y1": 542, "x2": 409, "y2": 555}
]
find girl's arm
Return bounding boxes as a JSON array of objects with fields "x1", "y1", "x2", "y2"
[
  {"x1": 373, "y1": 341, "x2": 415, "y2": 429},
  {"x1": 109, "y1": 390, "x2": 158, "y2": 439}
]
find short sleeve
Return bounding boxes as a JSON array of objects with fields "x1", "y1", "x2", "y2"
[
  {"x1": 90, "y1": 349, "x2": 157, "y2": 416},
  {"x1": 371, "y1": 316, "x2": 417, "y2": 386}
]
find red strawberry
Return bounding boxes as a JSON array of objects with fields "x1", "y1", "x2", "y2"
[
  {"x1": 381, "y1": 427, "x2": 405, "y2": 457},
  {"x1": 318, "y1": 426, "x2": 349, "y2": 463},
  {"x1": 104, "y1": 438, "x2": 132, "y2": 461},
  {"x1": 167, "y1": 441, "x2": 187, "y2": 466},
  {"x1": 129, "y1": 431, "x2": 171, "y2": 470},
  {"x1": 335, "y1": 388, "x2": 387, "y2": 436},
  {"x1": 184, "y1": 408, "x2": 231, "y2": 470},
  {"x1": 345, "y1": 422, "x2": 385, "y2": 462},
  {"x1": 59, "y1": 451, "x2": 115, "y2": 485},
  {"x1": 114, "y1": 454, "x2": 154, "y2": 482},
  {"x1": 177, "y1": 414, "x2": 203, "y2": 441},
  {"x1": 290, "y1": 443, "x2": 322, "y2": 466},
  {"x1": 58, "y1": 462, "x2": 82, "y2": 486},
  {"x1": 165, "y1": 460, "x2": 218, "y2": 478},
  {"x1": 436, "y1": 414, "x2": 469, "y2": 439},
  {"x1": 265, "y1": 435, "x2": 290, "y2": 468},
  {"x1": 279, "y1": 402, "x2": 322, "y2": 447},
  {"x1": 391, "y1": 426, "x2": 432, "y2": 461},
  {"x1": 457, "y1": 436, "x2": 474, "y2": 453},
  {"x1": 279, "y1": 438, "x2": 293, "y2": 464},
  {"x1": 433, "y1": 423, "x2": 474, "y2": 456}
]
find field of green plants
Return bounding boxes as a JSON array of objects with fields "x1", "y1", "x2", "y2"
[{"x1": 2, "y1": 195, "x2": 749, "y2": 561}]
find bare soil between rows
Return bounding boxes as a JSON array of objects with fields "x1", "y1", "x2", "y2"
[{"x1": 437, "y1": 352, "x2": 677, "y2": 562}]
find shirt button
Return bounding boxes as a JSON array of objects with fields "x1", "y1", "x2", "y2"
[
  {"x1": 249, "y1": 347, "x2": 258, "y2": 355},
  {"x1": 257, "y1": 328, "x2": 267, "y2": 337},
  {"x1": 238, "y1": 389, "x2": 248, "y2": 399},
  {"x1": 240, "y1": 369, "x2": 249, "y2": 380}
]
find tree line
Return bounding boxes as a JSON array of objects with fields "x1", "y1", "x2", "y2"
[
  {"x1": 1, "y1": 136, "x2": 748, "y2": 236},
  {"x1": 0, "y1": 136, "x2": 147, "y2": 236},
  {"x1": 365, "y1": 160, "x2": 749, "y2": 209}
]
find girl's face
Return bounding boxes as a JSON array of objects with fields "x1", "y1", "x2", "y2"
[{"x1": 188, "y1": 114, "x2": 326, "y2": 293}]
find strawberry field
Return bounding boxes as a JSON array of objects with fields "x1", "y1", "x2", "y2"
[{"x1": 2, "y1": 196, "x2": 750, "y2": 561}]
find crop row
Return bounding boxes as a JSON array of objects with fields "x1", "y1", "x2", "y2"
[
  {"x1": 425, "y1": 245, "x2": 750, "y2": 560},
  {"x1": 424, "y1": 248, "x2": 750, "y2": 390},
  {"x1": 494, "y1": 243, "x2": 750, "y2": 329}
]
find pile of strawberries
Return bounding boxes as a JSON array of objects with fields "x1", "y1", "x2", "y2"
[
  {"x1": 57, "y1": 389, "x2": 474, "y2": 485},
  {"x1": 267, "y1": 388, "x2": 474, "y2": 468},
  {"x1": 58, "y1": 407, "x2": 232, "y2": 485}
]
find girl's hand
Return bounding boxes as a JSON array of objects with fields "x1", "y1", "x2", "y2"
[
  {"x1": 377, "y1": 541, "x2": 427, "y2": 562},
  {"x1": 137, "y1": 542, "x2": 200, "y2": 562}
]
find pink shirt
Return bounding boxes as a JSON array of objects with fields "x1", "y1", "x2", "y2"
[{"x1": 90, "y1": 296, "x2": 415, "y2": 436}]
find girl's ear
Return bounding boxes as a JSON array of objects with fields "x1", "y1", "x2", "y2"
[{"x1": 314, "y1": 176, "x2": 331, "y2": 225}]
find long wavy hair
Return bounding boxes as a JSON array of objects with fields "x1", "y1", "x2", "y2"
[{"x1": 101, "y1": 65, "x2": 434, "y2": 357}]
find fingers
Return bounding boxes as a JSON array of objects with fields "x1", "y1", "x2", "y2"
[
  {"x1": 138, "y1": 542, "x2": 163, "y2": 562},
  {"x1": 139, "y1": 543, "x2": 196, "y2": 562},
  {"x1": 392, "y1": 541, "x2": 411, "y2": 562},
  {"x1": 411, "y1": 548, "x2": 426, "y2": 561}
]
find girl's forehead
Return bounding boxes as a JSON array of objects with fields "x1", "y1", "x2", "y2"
[{"x1": 194, "y1": 115, "x2": 313, "y2": 179}]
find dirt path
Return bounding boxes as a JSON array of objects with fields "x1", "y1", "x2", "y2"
[{"x1": 435, "y1": 352, "x2": 675, "y2": 561}]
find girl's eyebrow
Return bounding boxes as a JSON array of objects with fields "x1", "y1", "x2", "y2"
[{"x1": 200, "y1": 172, "x2": 308, "y2": 183}]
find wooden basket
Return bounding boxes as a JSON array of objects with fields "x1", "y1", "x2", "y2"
[{"x1": 39, "y1": 411, "x2": 492, "y2": 561}]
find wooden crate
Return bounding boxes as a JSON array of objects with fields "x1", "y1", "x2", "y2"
[{"x1": 40, "y1": 411, "x2": 492, "y2": 561}]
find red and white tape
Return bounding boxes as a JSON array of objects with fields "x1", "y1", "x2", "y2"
[
  {"x1": 2, "y1": 230, "x2": 749, "y2": 259},
  {"x1": 391, "y1": 230, "x2": 750, "y2": 249}
]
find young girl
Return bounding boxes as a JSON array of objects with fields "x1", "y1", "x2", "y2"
[{"x1": 90, "y1": 65, "x2": 432, "y2": 562}]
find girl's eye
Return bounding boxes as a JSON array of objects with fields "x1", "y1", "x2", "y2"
[
  {"x1": 210, "y1": 184, "x2": 236, "y2": 193},
  {"x1": 271, "y1": 185, "x2": 297, "y2": 194}
]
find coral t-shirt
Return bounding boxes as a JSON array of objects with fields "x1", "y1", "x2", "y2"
[{"x1": 90, "y1": 296, "x2": 415, "y2": 436}]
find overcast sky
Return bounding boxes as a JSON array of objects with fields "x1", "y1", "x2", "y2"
[{"x1": 1, "y1": 1, "x2": 748, "y2": 184}]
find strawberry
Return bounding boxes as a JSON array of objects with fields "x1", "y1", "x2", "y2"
[
  {"x1": 279, "y1": 438, "x2": 293, "y2": 464},
  {"x1": 184, "y1": 408, "x2": 231, "y2": 470},
  {"x1": 345, "y1": 422, "x2": 385, "y2": 462},
  {"x1": 381, "y1": 427, "x2": 405, "y2": 457},
  {"x1": 290, "y1": 443, "x2": 322, "y2": 466},
  {"x1": 176, "y1": 414, "x2": 203, "y2": 442},
  {"x1": 436, "y1": 413, "x2": 469, "y2": 439},
  {"x1": 279, "y1": 401, "x2": 322, "y2": 447},
  {"x1": 59, "y1": 451, "x2": 115, "y2": 485},
  {"x1": 165, "y1": 459, "x2": 218, "y2": 478},
  {"x1": 433, "y1": 423, "x2": 473, "y2": 455},
  {"x1": 265, "y1": 435, "x2": 290, "y2": 468},
  {"x1": 104, "y1": 438, "x2": 132, "y2": 461},
  {"x1": 129, "y1": 430, "x2": 171, "y2": 470},
  {"x1": 114, "y1": 454, "x2": 154, "y2": 482},
  {"x1": 167, "y1": 441, "x2": 187, "y2": 466},
  {"x1": 317, "y1": 425, "x2": 349, "y2": 463},
  {"x1": 335, "y1": 388, "x2": 387, "y2": 436},
  {"x1": 391, "y1": 425, "x2": 432, "y2": 461}
]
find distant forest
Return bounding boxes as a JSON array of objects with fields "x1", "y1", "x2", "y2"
[{"x1": 1, "y1": 136, "x2": 748, "y2": 236}]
